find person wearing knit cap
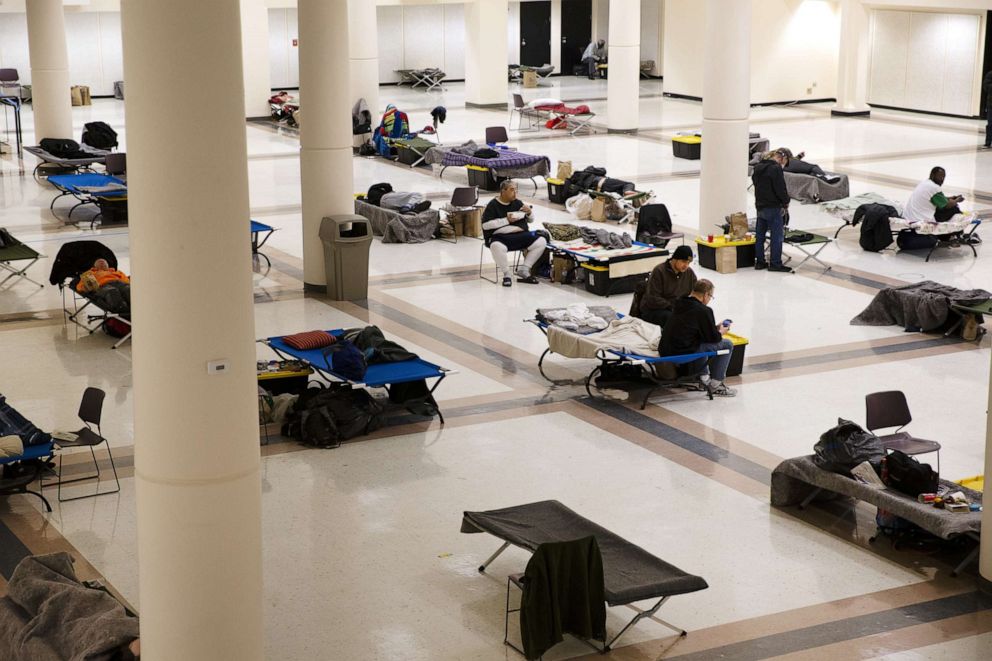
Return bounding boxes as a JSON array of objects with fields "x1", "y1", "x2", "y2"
[{"x1": 636, "y1": 244, "x2": 698, "y2": 328}]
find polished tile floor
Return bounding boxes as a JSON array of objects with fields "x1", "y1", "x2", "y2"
[{"x1": 1, "y1": 77, "x2": 991, "y2": 659}]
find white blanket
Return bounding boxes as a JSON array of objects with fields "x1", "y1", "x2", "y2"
[{"x1": 547, "y1": 316, "x2": 660, "y2": 359}]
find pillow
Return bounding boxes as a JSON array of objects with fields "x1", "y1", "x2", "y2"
[
  {"x1": 282, "y1": 330, "x2": 337, "y2": 351},
  {"x1": 526, "y1": 97, "x2": 563, "y2": 109}
]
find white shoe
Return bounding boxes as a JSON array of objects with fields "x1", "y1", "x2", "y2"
[{"x1": 707, "y1": 381, "x2": 737, "y2": 397}]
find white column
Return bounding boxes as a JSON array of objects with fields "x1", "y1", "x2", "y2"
[
  {"x1": 982, "y1": 351, "x2": 992, "y2": 584},
  {"x1": 348, "y1": 0, "x2": 379, "y2": 118},
  {"x1": 241, "y1": 0, "x2": 272, "y2": 119},
  {"x1": 120, "y1": 1, "x2": 263, "y2": 659},
  {"x1": 698, "y1": 0, "x2": 751, "y2": 232},
  {"x1": 832, "y1": 0, "x2": 871, "y2": 117},
  {"x1": 299, "y1": 0, "x2": 353, "y2": 290},
  {"x1": 25, "y1": 0, "x2": 72, "y2": 140},
  {"x1": 607, "y1": 0, "x2": 640, "y2": 133},
  {"x1": 465, "y1": 0, "x2": 509, "y2": 108},
  {"x1": 551, "y1": 0, "x2": 562, "y2": 73}
]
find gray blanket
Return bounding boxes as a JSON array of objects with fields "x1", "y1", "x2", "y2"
[
  {"x1": 850, "y1": 281, "x2": 990, "y2": 331},
  {"x1": 785, "y1": 171, "x2": 850, "y2": 204},
  {"x1": 771, "y1": 456, "x2": 982, "y2": 540},
  {"x1": 537, "y1": 305, "x2": 617, "y2": 335},
  {"x1": 354, "y1": 199, "x2": 439, "y2": 244},
  {"x1": 0, "y1": 553, "x2": 138, "y2": 661}
]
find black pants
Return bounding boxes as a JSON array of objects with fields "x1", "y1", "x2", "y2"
[
  {"x1": 935, "y1": 204, "x2": 960, "y2": 223},
  {"x1": 582, "y1": 57, "x2": 597, "y2": 78}
]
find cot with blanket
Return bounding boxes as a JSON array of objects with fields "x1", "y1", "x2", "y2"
[
  {"x1": 462, "y1": 500, "x2": 709, "y2": 651},
  {"x1": 0, "y1": 395, "x2": 55, "y2": 512},
  {"x1": 24, "y1": 144, "x2": 110, "y2": 181},
  {"x1": 783, "y1": 171, "x2": 850, "y2": 204},
  {"x1": 262, "y1": 330, "x2": 454, "y2": 424},
  {"x1": 390, "y1": 136, "x2": 439, "y2": 168},
  {"x1": 46, "y1": 173, "x2": 127, "y2": 227},
  {"x1": 526, "y1": 316, "x2": 728, "y2": 408},
  {"x1": 424, "y1": 145, "x2": 551, "y2": 189},
  {"x1": 551, "y1": 240, "x2": 667, "y2": 297},
  {"x1": 532, "y1": 102, "x2": 597, "y2": 135},
  {"x1": 354, "y1": 199, "x2": 440, "y2": 244},
  {"x1": 0, "y1": 231, "x2": 44, "y2": 288},
  {"x1": 772, "y1": 455, "x2": 982, "y2": 576},
  {"x1": 49, "y1": 241, "x2": 132, "y2": 350}
]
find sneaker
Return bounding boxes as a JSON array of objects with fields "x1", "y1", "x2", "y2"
[
  {"x1": 413, "y1": 200, "x2": 432, "y2": 213},
  {"x1": 769, "y1": 265, "x2": 794, "y2": 273},
  {"x1": 502, "y1": 276, "x2": 512, "y2": 287},
  {"x1": 707, "y1": 381, "x2": 737, "y2": 397},
  {"x1": 754, "y1": 262, "x2": 768, "y2": 270}
]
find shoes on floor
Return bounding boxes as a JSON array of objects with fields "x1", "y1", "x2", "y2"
[
  {"x1": 502, "y1": 276, "x2": 512, "y2": 287},
  {"x1": 517, "y1": 275, "x2": 539, "y2": 284},
  {"x1": 707, "y1": 381, "x2": 737, "y2": 397},
  {"x1": 754, "y1": 262, "x2": 768, "y2": 270},
  {"x1": 769, "y1": 265, "x2": 794, "y2": 273}
]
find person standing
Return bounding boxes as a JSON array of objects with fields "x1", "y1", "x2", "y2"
[
  {"x1": 581, "y1": 39, "x2": 606, "y2": 80},
  {"x1": 983, "y1": 70, "x2": 992, "y2": 148},
  {"x1": 751, "y1": 149, "x2": 793, "y2": 272}
]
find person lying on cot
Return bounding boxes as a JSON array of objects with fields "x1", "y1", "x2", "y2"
[
  {"x1": 379, "y1": 191, "x2": 432, "y2": 215},
  {"x1": 481, "y1": 180, "x2": 547, "y2": 287},
  {"x1": 776, "y1": 147, "x2": 827, "y2": 177},
  {"x1": 77, "y1": 258, "x2": 130, "y2": 313},
  {"x1": 904, "y1": 166, "x2": 965, "y2": 224},
  {"x1": 660, "y1": 279, "x2": 736, "y2": 397}
]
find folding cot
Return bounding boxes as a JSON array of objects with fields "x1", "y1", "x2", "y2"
[
  {"x1": 24, "y1": 144, "x2": 110, "y2": 181},
  {"x1": 832, "y1": 207, "x2": 981, "y2": 262},
  {"x1": 0, "y1": 230, "x2": 44, "y2": 288},
  {"x1": 50, "y1": 241, "x2": 132, "y2": 350},
  {"x1": 250, "y1": 220, "x2": 278, "y2": 267},
  {"x1": 532, "y1": 102, "x2": 597, "y2": 135},
  {"x1": 462, "y1": 500, "x2": 709, "y2": 652},
  {"x1": 425, "y1": 146, "x2": 551, "y2": 190},
  {"x1": 262, "y1": 331, "x2": 454, "y2": 424},
  {"x1": 395, "y1": 67, "x2": 446, "y2": 91},
  {"x1": 0, "y1": 395, "x2": 55, "y2": 512},
  {"x1": 527, "y1": 317, "x2": 729, "y2": 408},
  {"x1": 782, "y1": 229, "x2": 832, "y2": 272},
  {"x1": 46, "y1": 173, "x2": 127, "y2": 227}
]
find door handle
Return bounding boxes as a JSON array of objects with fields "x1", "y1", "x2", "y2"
[{"x1": 522, "y1": 39, "x2": 527, "y2": 46}]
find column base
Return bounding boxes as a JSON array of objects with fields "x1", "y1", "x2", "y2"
[
  {"x1": 830, "y1": 108, "x2": 871, "y2": 118},
  {"x1": 465, "y1": 101, "x2": 508, "y2": 110},
  {"x1": 607, "y1": 128, "x2": 638, "y2": 135},
  {"x1": 979, "y1": 575, "x2": 992, "y2": 595},
  {"x1": 304, "y1": 282, "x2": 327, "y2": 294}
]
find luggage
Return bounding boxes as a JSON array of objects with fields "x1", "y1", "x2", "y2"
[
  {"x1": 40, "y1": 138, "x2": 82, "y2": 159},
  {"x1": 896, "y1": 230, "x2": 938, "y2": 252},
  {"x1": 81, "y1": 121, "x2": 119, "y2": 150},
  {"x1": 882, "y1": 450, "x2": 939, "y2": 497},
  {"x1": 812, "y1": 418, "x2": 884, "y2": 475},
  {"x1": 285, "y1": 384, "x2": 383, "y2": 448}
]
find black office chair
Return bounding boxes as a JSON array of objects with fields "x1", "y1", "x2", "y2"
[
  {"x1": 439, "y1": 187, "x2": 479, "y2": 245},
  {"x1": 865, "y1": 390, "x2": 941, "y2": 474},
  {"x1": 635, "y1": 204, "x2": 684, "y2": 249},
  {"x1": 44, "y1": 387, "x2": 121, "y2": 502},
  {"x1": 485, "y1": 126, "x2": 509, "y2": 146}
]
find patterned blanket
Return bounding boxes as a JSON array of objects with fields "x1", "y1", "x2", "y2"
[{"x1": 425, "y1": 145, "x2": 550, "y2": 179}]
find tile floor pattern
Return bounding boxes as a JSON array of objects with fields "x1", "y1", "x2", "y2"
[{"x1": 2, "y1": 77, "x2": 992, "y2": 659}]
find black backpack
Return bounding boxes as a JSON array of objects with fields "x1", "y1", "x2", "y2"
[
  {"x1": 40, "y1": 138, "x2": 82, "y2": 159},
  {"x1": 366, "y1": 183, "x2": 393, "y2": 206},
  {"x1": 81, "y1": 122, "x2": 119, "y2": 150},
  {"x1": 883, "y1": 450, "x2": 939, "y2": 497},
  {"x1": 285, "y1": 384, "x2": 383, "y2": 448}
]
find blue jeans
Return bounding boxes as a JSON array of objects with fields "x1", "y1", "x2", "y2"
[
  {"x1": 756, "y1": 207, "x2": 785, "y2": 268},
  {"x1": 698, "y1": 338, "x2": 734, "y2": 382}
]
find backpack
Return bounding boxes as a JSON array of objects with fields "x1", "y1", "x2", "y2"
[
  {"x1": 366, "y1": 183, "x2": 393, "y2": 206},
  {"x1": 322, "y1": 340, "x2": 368, "y2": 381},
  {"x1": 812, "y1": 418, "x2": 884, "y2": 475},
  {"x1": 40, "y1": 138, "x2": 82, "y2": 159},
  {"x1": 81, "y1": 121, "x2": 119, "y2": 150},
  {"x1": 288, "y1": 384, "x2": 383, "y2": 448},
  {"x1": 896, "y1": 230, "x2": 938, "y2": 253},
  {"x1": 882, "y1": 450, "x2": 939, "y2": 497}
]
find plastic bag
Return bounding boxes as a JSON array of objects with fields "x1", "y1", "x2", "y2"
[
  {"x1": 812, "y1": 418, "x2": 884, "y2": 475},
  {"x1": 565, "y1": 193, "x2": 593, "y2": 220}
]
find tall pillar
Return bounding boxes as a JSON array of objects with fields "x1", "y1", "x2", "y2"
[
  {"x1": 299, "y1": 0, "x2": 353, "y2": 290},
  {"x1": 241, "y1": 0, "x2": 273, "y2": 119},
  {"x1": 698, "y1": 0, "x2": 751, "y2": 232},
  {"x1": 120, "y1": 1, "x2": 263, "y2": 659},
  {"x1": 982, "y1": 351, "x2": 992, "y2": 585},
  {"x1": 465, "y1": 0, "x2": 509, "y2": 108},
  {"x1": 551, "y1": 0, "x2": 562, "y2": 74},
  {"x1": 832, "y1": 0, "x2": 871, "y2": 117},
  {"x1": 348, "y1": 0, "x2": 380, "y2": 118},
  {"x1": 607, "y1": 0, "x2": 639, "y2": 133},
  {"x1": 25, "y1": 0, "x2": 72, "y2": 140}
]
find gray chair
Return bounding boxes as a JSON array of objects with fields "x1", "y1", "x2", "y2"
[
  {"x1": 104, "y1": 152, "x2": 126, "y2": 176},
  {"x1": 485, "y1": 126, "x2": 509, "y2": 146},
  {"x1": 865, "y1": 390, "x2": 941, "y2": 474},
  {"x1": 0, "y1": 69, "x2": 19, "y2": 98},
  {"x1": 510, "y1": 94, "x2": 541, "y2": 132},
  {"x1": 44, "y1": 387, "x2": 121, "y2": 502},
  {"x1": 441, "y1": 186, "x2": 479, "y2": 245}
]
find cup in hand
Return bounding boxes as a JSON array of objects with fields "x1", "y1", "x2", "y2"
[{"x1": 508, "y1": 211, "x2": 525, "y2": 221}]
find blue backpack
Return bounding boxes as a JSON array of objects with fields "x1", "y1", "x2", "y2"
[{"x1": 322, "y1": 340, "x2": 368, "y2": 381}]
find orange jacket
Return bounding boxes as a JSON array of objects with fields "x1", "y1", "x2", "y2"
[{"x1": 77, "y1": 269, "x2": 129, "y2": 293}]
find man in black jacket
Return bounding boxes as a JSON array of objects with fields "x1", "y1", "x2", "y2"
[
  {"x1": 751, "y1": 150, "x2": 792, "y2": 272},
  {"x1": 984, "y1": 71, "x2": 992, "y2": 148},
  {"x1": 660, "y1": 279, "x2": 736, "y2": 397}
]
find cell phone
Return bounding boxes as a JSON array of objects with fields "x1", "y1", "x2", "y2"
[{"x1": 722, "y1": 319, "x2": 732, "y2": 327}]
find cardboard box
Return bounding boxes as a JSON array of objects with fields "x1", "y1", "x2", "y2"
[
  {"x1": 523, "y1": 70, "x2": 538, "y2": 88},
  {"x1": 590, "y1": 197, "x2": 607, "y2": 222},
  {"x1": 449, "y1": 208, "x2": 481, "y2": 238},
  {"x1": 714, "y1": 246, "x2": 737, "y2": 273},
  {"x1": 552, "y1": 255, "x2": 575, "y2": 283}
]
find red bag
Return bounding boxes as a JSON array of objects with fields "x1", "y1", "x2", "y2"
[
  {"x1": 103, "y1": 318, "x2": 130, "y2": 338},
  {"x1": 283, "y1": 330, "x2": 337, "y2": 351}
]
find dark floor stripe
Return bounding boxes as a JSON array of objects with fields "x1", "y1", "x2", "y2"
[
  {"x1": 747, "y1": 336, "x2": 963, "y2": 373},
  {"x1": 578, "y1": 396, "x2": 772, "y2": 485},
  {"x1": 667, "y1": 591, "x2": 992, "y2": 661},
  {"x1": 0, "y1": 519, "x2": 32, "y2": 580},
  {"x1": 820, "y1": 267, "x2": 893, "y2": 291}
]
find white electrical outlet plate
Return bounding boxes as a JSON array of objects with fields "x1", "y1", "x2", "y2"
[{"x1": 207, "y1": 359, "x2": 230, "y2": 375}]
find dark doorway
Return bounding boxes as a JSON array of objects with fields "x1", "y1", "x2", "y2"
[
  {"x1": 982, "y1": 10, "x2": 992, "y2": 117},
  {"x1": 560, "y1": 0, "x2": 592, "y2": 75},
  {"x1": 520, "y1": 1, "x2": 551, "y2": 67}
]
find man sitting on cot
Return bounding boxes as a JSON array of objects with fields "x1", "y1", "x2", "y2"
[
  {"x1": 660, "y1": 279, "x2": 736, "y2": 397},
  {"x1": 481, "y1": 180, "x2": 547, "y2": 287},
  {"x1": 904, "y1": 166, "x2": 965, "y2": 224},
  {"x1": 77, "y1": 258, "x2": 130, "y2": 314}
]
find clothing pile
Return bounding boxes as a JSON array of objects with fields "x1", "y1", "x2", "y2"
[
  {"x1": 537, "y1": 304, "x2": 616, "y2": 335},
  {"x1": 565, "y1": 166, "x2": 635, "y2": 198},
  {"x1": 851, "y1": 281, "x2": 990, "y2": 332},
  {"x1": 542, "y1": 222, "x2": 633, "y2": 249}
]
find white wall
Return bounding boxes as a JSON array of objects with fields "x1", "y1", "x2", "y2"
[
  {"x1": 868, "y1": 9, "x2": 985, "y2": 116},
  {"x1": 508, "y1": 1, "x2": 521, "y2": 64},
  {"x1": 268, "y1": 8, "x2": 298, "y2": 89},
  {"x1": 640, "y1": 0, "x2": 662, "y2": 75},
  {"x1": 663, "y1": 0, "x2": 840, "y2": 104},
  {"x1": 0, "y1": 10, "x2": 122, "y2": 96}
]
